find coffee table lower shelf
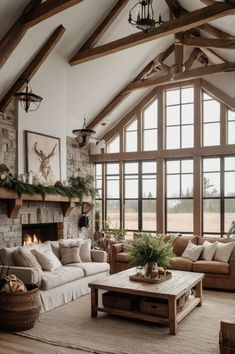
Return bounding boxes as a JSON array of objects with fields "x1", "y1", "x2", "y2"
[{"x1": 93, "y1": 297, "x2": 201, "y2": 330}]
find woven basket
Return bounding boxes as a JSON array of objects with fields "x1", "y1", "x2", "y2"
[{"x1": 0, "y1": 284, "x2": 41, "y2": 332}]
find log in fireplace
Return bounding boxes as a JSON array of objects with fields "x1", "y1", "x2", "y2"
[{"x1": 22, "y1": 223, "x2": 59, "y2": 245}]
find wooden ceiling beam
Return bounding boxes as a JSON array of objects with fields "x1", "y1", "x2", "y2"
[
  {"x1": 183, "y1": 48, "x2": 200, "y2": 70},
  {"x1": 23, "y1": 0, "x2": 85, "y2": 28},
  {"x1": 199, "y1": 47, "x2": 226, "y2": 64},
  {"x1": 181, "y1": 37, "x2": 235, "y2": 49},
  {"x1": 71, "y1": 0, "x2": 128, "y2": 62},
  {"x1": 200, "y1": 0, "x2": 217, "y2": 5},
  {"x1": 199, "y1": 23, "x2": 234, "y2": 39},
  {"x1": 87, "y1": 44, "x2": 174, "y2": 130},
  {"x1": 124, "y1": 63, "x2": 235, "y2": 92},
  {"x1": 69, "y1": 2, "x2": 235, "y2": 65},
  {"x1": 0, "y1": 25, "x2": 65, "y2": 113},
  {"x1": 0, "y1": 0, "x2": 42, "y2": 71},
  {"x1": 165, "y1": 0, "x2": 181, "y2": 18}
]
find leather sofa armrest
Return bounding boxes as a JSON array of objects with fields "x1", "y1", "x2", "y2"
[
  {"x1": 111, "y1": 243, "x2": 124, "y2": 259},
  {"x1": 90, "y1": 250, "x2": 107, "y2": 263},
  {"x1": 0, "y1": 265, "x2": 42, "y2": 287},
  {"x1": 229, "y1": 246, "x2": 235, "y2": 277},
  {"x1": 109, "y1": 243, "x2": 124, "y2": 274}
]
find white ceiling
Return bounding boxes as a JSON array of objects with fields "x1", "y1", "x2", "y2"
[{"x1": 0, "y1": 0, "x2": 234, "y2": 139}]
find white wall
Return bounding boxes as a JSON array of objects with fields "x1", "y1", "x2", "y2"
[{"x1": 18, "y1": 52, "x2": 68, "y2": 181}]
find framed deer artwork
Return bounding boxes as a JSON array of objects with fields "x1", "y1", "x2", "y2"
[{"x1": 25, "y1": 131, "x2": 61, "y2": 185}]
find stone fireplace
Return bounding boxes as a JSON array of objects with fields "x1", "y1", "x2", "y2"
[
  {"x1": 22, "y1": 223, "x2": 59, "y2": 245},
  {"x1": 0, "y1": 199, "x2": 93, "y2": 248},
  {"x1": 0, "y1": 105, "x2": 94, "y2": 249}
]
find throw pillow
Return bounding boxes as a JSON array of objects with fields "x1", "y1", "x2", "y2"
[
  {"x1": 13, "y1": 247, "x2": 42, "y2": 269},
  {"x1": 32, "y1": 249, "x2": 62, "y2": 272},
  {"x1": 181, "y1": 241, "x2": 203, "y2": 262},
  {"x1": 59, "y1": 243, "x2": 82, "y2": 265},
  {"x1": 201, "y1": 240, "x2": 217, "y2": 261},
  {"x1": 214, "y1": 242, "x2": 234, "y2": 263},
  {"x1": 80, "y1": 239, "x2": 92, "y2": 262}
]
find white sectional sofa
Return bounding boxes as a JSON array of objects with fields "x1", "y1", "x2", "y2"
[{"x1": 0, "y1": 240, "x2": 110, "y2": 312}]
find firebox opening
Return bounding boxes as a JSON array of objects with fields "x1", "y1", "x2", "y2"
[{"x1": 22, "y1": 223, "x2": 58, "y2": 246}]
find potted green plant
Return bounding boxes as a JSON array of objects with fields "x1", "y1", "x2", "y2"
[
  {"x1": 128, "y1": 233, "x2": 174, "y2": 279},
  {"x1": 103, "y1": 220, "x2": 126, "y2": 243}
]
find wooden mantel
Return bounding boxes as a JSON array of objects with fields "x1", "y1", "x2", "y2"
[{"x1": 0, "y1": 187, "x2": 91, "y2": 218}]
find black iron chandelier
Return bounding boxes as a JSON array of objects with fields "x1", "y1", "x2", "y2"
[
  {"x1": 128, "y1": 0, "x2": 163, "y2": 33},
  {"x1": 14, "y1": 79, "x2": 43, "y2": 113},
  {"x1": 73, "y1": 117, "x2": 95, "y2": 148}
]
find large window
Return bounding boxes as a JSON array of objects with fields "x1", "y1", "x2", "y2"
[
  {"x1": 143, "y1": 99, "x2": 158, "y2": 151},
  {"x1": 142, "y1": 161, "x2": 157, "y2": 231},
  {"x1": 95, "y1": 82, "x2": 235, "y2": 238},
  {"x1": 95, "y1": 164, "x2": 103, "y2": 230},
  {"x1": 166, "y1": 159, "x2": 194, "y2": 234},
  {"x1": 105, "y1": 163, "x2": 120, "y2": 227},
  {"x1": 107, "y1": 135, "x2": 120, "y2": 153},
  {"x1": 124, "y1": 162, "x2": 139, "y2": 230},
  {"x1": 228, "y1": 110, "x2": 235, "y2": 144},
  {"x1": 202, "y1": 93, "x2": 220, "y2": 146},
  {"x1": 125, "y1": 119, "x2": 138, "y2": 152},
  {"x1": 202, "y1": 156, "x2": 235, "y2": 236},
  {"x1": 165, "y1": 87, "x2": 194, "y2": 149}
]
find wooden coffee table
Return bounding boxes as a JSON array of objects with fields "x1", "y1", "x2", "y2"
[{"x1": 89, "y1": 268, "x2": 204, "y2": 335}]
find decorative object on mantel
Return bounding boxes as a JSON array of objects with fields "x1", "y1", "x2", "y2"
[
  {"x1": 13, "y1": 78, "x2": 42, "y2": 113},
  {"x1": 25, "y1": 130, "x2": 61, "y2": 186},
  {"x1": 128, "y1": 0, "x2": 164, "y2": 33},
  {"x1": 73, "y1": 117, "x2": 95, "y2": 148},
  {"x1": 0, "y1": 168, "x2": 97, "y2": 201},
  {"x1": 69, "y1": 174, "x2": 98, "y2": 201},
  {"x1": 128, "y1": 234, "x2": 174, "y2": 281}
]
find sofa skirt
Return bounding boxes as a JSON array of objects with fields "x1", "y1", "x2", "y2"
[{"x1": 40, "y1": 271, "x2": 109, "y2": 312}]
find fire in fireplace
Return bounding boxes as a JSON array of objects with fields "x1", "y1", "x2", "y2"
[{"x1": 22, "y1": 223, "x2": 58, "y2": 246}]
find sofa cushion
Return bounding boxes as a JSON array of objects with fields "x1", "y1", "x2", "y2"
[
  {"x1": 172, "y1": 236, "x2": 197, "y2": 257},
  {"x1": 193, "y1": 260, "x2": 229, "y2": 275},
  {"x1": 116, "y1": 252, "x2": 131, "y2": 263},
  {"x1": 201, "y1": 240, "x2": 217, "y2": 261},
  {"x1": 32, "y1": 249, "x2": 62, "y2": 272},
  {"x1": 214, "y1": 242, "x2": 234, "y2": 263},
  {"x1": 182, "y1": 241, "x2": 203, "y2": 261},
  {"x1": 46, "y1": 241, "x2": 60, "y2": 260},
  {"x1": 168, "y1": 257, "x2": 193, "y2": 271},
  {"x1": 80, "y1": 239, "x2": 92, "y2": 262},
  {"x1": 65, "y1": 262, "x2": 110, "y2": 276},
  {"x1": 41, "y1": 266, "x2": 84, "y2": 290},
  {"x1": 60, "y1": 243, "x2": 82, "y2": 265},
  {"x1": 0, "y1": 246, "x2": 19, "y2": 266},
  {"x1": 13, "y1": 247, "x2": 42, "y2": 269}
]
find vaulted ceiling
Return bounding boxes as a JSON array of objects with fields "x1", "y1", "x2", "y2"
[{"x1": 0, "y1": 0, "x2": 234, "y2": 139}]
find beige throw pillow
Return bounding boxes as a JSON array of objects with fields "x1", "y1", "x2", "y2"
[
  {"x1": 182, "y1": 241, "x2": 203, "y2": 262},
  {"x1": 80, "y1": 239, "x2": 92, "y2": 262},
  {"x1": 214, "y1": 242, "x2": 234, "y2": 263},
  {"x1": 59, "y1": 244, "x2": 82, "y2": 265},
  {"x1": 14, "y1": 247, "x2": 42, "y2": 269},
  {"x1": 32, "y1": 249, "x2": 62, "y2": 272},
  {"x1": 201, "y1": 240, "x2": 217, "y2": 261}
]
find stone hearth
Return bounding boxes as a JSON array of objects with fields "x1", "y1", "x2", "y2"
[{"x1": 0, "y1": 200, "x2": 89, "y2": 248}]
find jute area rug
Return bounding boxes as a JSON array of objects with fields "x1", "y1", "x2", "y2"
[{"x1": 16, "y1": 292, "x2": 234, "y2": 354}]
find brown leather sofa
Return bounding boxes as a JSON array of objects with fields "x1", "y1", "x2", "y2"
[{"x1": 110, "y1": 236, "x2": 235, "y2": 290}]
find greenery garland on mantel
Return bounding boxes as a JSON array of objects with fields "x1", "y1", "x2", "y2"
[{"x1": 0, "y1": 166, "x2": 97, "y2": 201}]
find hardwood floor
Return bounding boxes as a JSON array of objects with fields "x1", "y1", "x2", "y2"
[
  {"x1": 0, "y1": 333, "x2": 88, "y2": 354},
  {"x1": 0, "y1": 290, "x2": 234, "y2": 354}
]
